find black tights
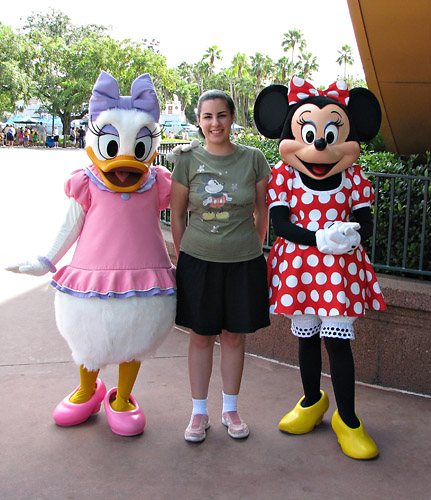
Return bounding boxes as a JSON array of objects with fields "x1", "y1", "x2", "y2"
[{"x1": 298, "y1": 336, "x2": 360, "y2": 428}]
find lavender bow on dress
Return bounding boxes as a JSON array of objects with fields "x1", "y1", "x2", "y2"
[{"x1": 89, "y1": 71, "x2": 160, "y2": 123}]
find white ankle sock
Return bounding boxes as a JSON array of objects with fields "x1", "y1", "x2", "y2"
[
  {"x1": 192, "y1": 398, "x2": 208, "y2": 415},
  {"x1": 222, "y1": 392, "x2": 238, "y2": 413}
]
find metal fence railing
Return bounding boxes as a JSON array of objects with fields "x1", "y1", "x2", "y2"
[{"x1": 157, "y1": 146, "x2": 431, "y2": 280}]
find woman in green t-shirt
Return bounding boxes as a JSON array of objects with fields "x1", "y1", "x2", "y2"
[{"x1": 171, "y1": 89, "x2": 271, "y2": 443}]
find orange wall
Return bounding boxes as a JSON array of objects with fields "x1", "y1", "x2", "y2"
[{"x1": 347, "y1": 0, "x2": 431, "y2": 154}]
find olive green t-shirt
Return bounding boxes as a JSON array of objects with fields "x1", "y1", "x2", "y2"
[{"x1": 171, "y1": 143, "x2": 271, "y2": 263}]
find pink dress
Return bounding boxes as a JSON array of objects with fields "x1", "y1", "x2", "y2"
[
  {"x1": 267, "y1": 162, "x2": 386, "y2": 317},
  {"x1": 52, "y1": 164, "x2": 176, "y2": 298}
]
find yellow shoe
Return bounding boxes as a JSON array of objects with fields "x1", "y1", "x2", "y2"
[
  {"x1": 331, "y1": 410, "x2": 379, "y2": 460},
  {"x1": 279, "y1": 390, "x2": 329, "y2": 434}
]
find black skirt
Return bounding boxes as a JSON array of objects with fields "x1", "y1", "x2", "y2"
[{"x1": 175, "y1": 252, "x2": 270, "y2": 336}]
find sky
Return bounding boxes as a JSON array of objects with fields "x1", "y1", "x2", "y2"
[{"x1": 1, "y1": 0, "x2": 365, "y2": 85}]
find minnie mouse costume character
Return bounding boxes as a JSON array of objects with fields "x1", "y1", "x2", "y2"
[
  {"x1": 7, "y1": 71, "x2": 176, "y2": 436},
  {"x1": 254, "y1": 76, "x2": 386, "y2": 459}
]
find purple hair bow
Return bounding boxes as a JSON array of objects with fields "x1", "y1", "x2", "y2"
[{"x1": 89, "y1": 71, "x2": 160, "y2": 122}]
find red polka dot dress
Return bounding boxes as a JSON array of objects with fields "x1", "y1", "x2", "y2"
[{"x1": 267, "y1": 162, "x2": 386, "y2": 318}]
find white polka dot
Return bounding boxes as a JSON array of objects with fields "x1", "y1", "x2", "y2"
[
  {"x1": 279, "y1": 192, "x2": 288, "y2": 203},
  {"x1": 291, "y1": 195, "x2": 298, "y2": 208},
  {"x1": 309, "y1": 209, "x2": 321, "y2": 221},
  {"x1": 276, "y1": 173, "x2": 285, "y2": 186},
  {"x1": 351, "y1": 282, "x2": 360, "y2": 295},
  {"x1": 318, "y1": 308, "x2": 327, "y2": 315},
  {"x1": 299, "y1": 210, "x2": 305, "y2": 220},
  {"x1": 331, "y1": 272, "x2": 342, "y2": 285},
  {"x1": 297, "y1": 291, "x2": 306, "y2": 303},
  {"x1": 354, "y1": 302, "x2": 363, "y2": 314},
  {"x1": 269, "y1": 304, "x2": 276, "y2": 314},
  {"x1": 271, "y1": 256, "x2": 277, "y2": 268},
  {"x1": 339, "y1": 257, "x2": 345, "y2": 268},
  {"x1": 363, "y1": 186, "x2": 371, "y2": 198},
  {"x1": 304, "y1": 306, "x2": 316, "y2": 314},
  {"x1": 372, "y1": 299, "x2": 381, "y2": 310},
  {"x1": 366, "y1": 270, "x2": 373, "y2": 281},
  {"x1": 301, "y1": 272, "x2": 313, "y2": 284},
  {"x1": 329, "y1": 308, "x2": 341, "y2": 316},
  {"x1": 373, "y1": 282, "x2": 382, "y2": 294},
  {"x1": 307, "y1": 254, "x2": 319, "y2": 267},
  {"x1": 301, "y1": 192, "x2": 314, "y2": 205},
  {"x1": 348, "y1": 263, "x2": 358, "y2": 275},
  {"x1": 345, "y1": 178, "x2": 352, "y2": 190},
  {"x1": 354, "y1": 175, "x2": 361, "y2": 185},
  {"x1": 291, "y1": 214, "x2": 299, "y2": 224},
  {"x1": 292, "y1": 256, "x2": 303, "y2": 269},
  {"x1": 286, "y1": 242, "x2": 296, "y2": 254},
  {"x1": 286, "y1": 275, "x2": 298, "y2": 288},
  {"x1": 316, "y1": 272, "x2": 327, "y2": 285},
  {"x1": 337, "y1": 291, "x2": 347, "y2": 303},
  {"x1": 281, "y1": 294, "x2": 293, "y2": 307},
  {"x1": 324, "y1": 290, "x2": 333, "y2": 302},
  {"x1": 269, "y1": 288, "x2": 273, "y2": 299},
  {"x1": 268, "y1": 189, "x2": 277, "y2": 200},
  {"x1": 326, "y1": 208, "x2": 338, "y2": 220},
  {"x1": 318, "y1": 192, "x2": 331, "y2": 204},
  {"x1": 352, "y1": 191, "x2": 360, "y2": 201},
  {"x1": 310, "y1": 290, "x2": 319, "y2": 302},
  {"x1": 278, "y1": 245, "x2": 284, "y2": 256},
  {"x1": 359, "y1": 269, "x2": 365, "y2": 281},
  {"x1": 287, "y1": 178, "x2": 293, "y2": 190},
  {"x1": 323, "y1": 255, "x2": 335, "y2": 267},
  {"x1": 335, "y1": 192, "x2": 346, "y2": 204},
  {"x1": 279, "y1": 261, "x2": 288, "y2": 273},
  {"x1": 356, "y1": 250, "x2": 363, "y2": 262},
  {"x1": 272, "y1": 275, "x2": 280, "y2": 288},
  {"x1": 307, "y1": 221, "x2": 319, "y2": 231}
]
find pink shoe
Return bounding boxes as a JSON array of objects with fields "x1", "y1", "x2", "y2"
[
  {"x1": 53, "y1": 378, "x2": 106, "y2": 427},
  {"x1": 184, "y1": 414, "x2": 210, "y2": 442},
  {"x1": 222, "y1": 411, "x2": 249, "y2": 439},
  {"x1": 104, "y1": 388, "x2": 146, "y2": 436}
]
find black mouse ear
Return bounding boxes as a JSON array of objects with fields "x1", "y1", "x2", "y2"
[
  {"x1": 347, "y1": 88, "x2": 382, "y2": 142},
  {"x1": 254, "y1": 85, "x2": 290, "y2": 139}
]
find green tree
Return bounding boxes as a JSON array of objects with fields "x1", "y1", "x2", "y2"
[
  {"x1": 202, "y1": 45, "x2": 223, "y2": 75},
  {"x1": 336, "y1": 44, "x2": 354, "y2": 79},
  {"x1": 250, "y1": 53, "x2": 273, "y2": 97},
  {"x1": 296, "y1": 50, "x2": 319, "y2": 80},
  {"x1": 0, "y1": 23, "x2": 33, "y2": 113},
  {"x1": 281, "y1": 29, "x2": 305, "y2": 64}
]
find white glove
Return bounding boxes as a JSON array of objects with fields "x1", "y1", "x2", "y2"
[
  {"x1": 6, "y1": 198, "x2": 86, "y2": 276},
  {"x1": 316, "y1": 221, "x2": 361, "y2": 255},
  {"x1": 166, "y1": 139, "x2": 200, "y2": 163}
]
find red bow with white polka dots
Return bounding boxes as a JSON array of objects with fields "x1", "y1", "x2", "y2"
[{"x1": 288, "y1": 76, "x2": 350, "y2": 106}]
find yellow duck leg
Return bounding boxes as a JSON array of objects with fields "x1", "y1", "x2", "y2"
[
  {"x1": 69, "y1": 365, "x2": 99, "y2": 404},
  {"x1": 110, "y1": 360, "x2": 141, "y2": 412}
]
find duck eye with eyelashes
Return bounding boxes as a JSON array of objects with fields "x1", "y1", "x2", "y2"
[
  {"x1": 98, "y1": 134, "x2": 119, "y2": 159},
  {"x1": 135, "y1": 136, "x2": 153, "y2": 161}
]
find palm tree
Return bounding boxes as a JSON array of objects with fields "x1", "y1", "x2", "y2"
[
  {"x1": 336, "y1": 44, "x2": 354, "y2": 79},
  {"x1": 273, "y1": 57, "x2": 294, "y2": 85},
  {"x1": 202, "y1": 45, "x2": 223, "y2": 75},
  {"x1": 297, "y1": 50, "x2": 319, "y2": 80},
  {"x1": 231, "y1": 52, "x2": 249, "y2": 79},
  {"x1": 281, "y1": 29, "x2": 306, "y2": 65},
  {"x1": 250, "y1": 52, "x2": 273, "y2": 97}
]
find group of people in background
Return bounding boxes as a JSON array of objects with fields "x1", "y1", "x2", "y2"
[{"x1": 1, "y1": 123, "x2": 86, "y2": 148}]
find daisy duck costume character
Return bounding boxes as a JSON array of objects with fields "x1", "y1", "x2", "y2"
[
  {"x1": 254, "y1": 77, "x2": 386, "y2": 459},
  {"x1": 7, "y1": 71, "x2": 176, "y2": 436}
]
